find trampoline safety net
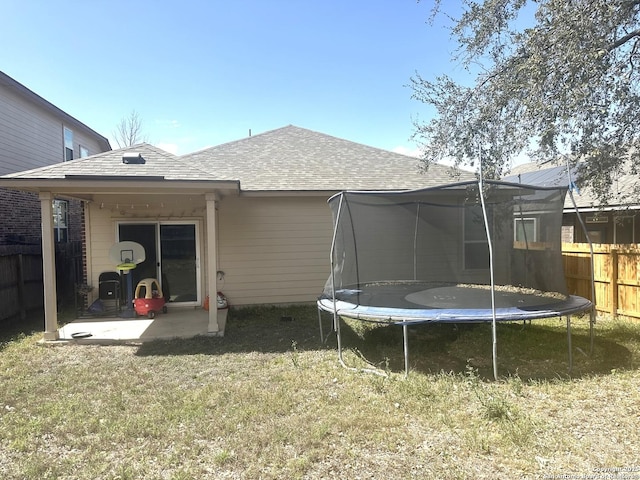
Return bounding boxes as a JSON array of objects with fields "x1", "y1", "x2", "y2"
[{"x1": 321, "y1": 180, "x2": 574, "y2": 315}]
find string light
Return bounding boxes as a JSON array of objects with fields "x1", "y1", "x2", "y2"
[{"x1": 91, "y1": 200, "x2": 205, "y2": 215}]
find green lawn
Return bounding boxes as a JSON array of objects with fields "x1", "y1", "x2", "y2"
[{"x1": 1, "y1": 306, "x2": 639, "y2": 479}]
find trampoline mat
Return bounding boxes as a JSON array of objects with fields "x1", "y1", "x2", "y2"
[
  {"x1": 320, "y1": 282, "x2": 592, "y2": 324},
  {"x1": 405, "y1": 284, "x2": 565, "y2": 309}
]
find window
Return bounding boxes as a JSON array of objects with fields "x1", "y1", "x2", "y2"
[
  {"x1": 53, "y1": 199, "x2": 68, "y2": 242},
  {"x1": 463, "y1": 205, "x2": 490, "y2": 269},
  {"x1": 64, "y1": 127, "x2": 73, "y2": 161},
  {"x1": 80, "y1": 145, "x2": 89, "y2": 158},
  {"x1": 614, "y1": 216, "x2": 634, "y2": 244},
  {"x1": 514, "y1": 217, "x2": 537, "y2": 242}
]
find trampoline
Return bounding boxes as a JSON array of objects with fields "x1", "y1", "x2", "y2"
[{"x1": 317, "y1": 180, "x2": 594, "y2": 378}]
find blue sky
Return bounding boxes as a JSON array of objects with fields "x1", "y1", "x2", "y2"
[{"x1": 1, "y1": 0, "x2": 466, "y2": 156}]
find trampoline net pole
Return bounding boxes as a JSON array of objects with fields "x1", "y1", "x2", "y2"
[
  {"x1": 478, "y1": 174, "x2": 499, "y2": 381},
  {"x1": 403, "y1": 324, "x2": 409, "y2": 377},
  {"x1": 330, "y1": 195, "x2": 344, "y2": 362},
  {"x1": 317, "y1": 307, "x2": 324, "y2": 344},
  {"x1": 566, "y1": 159, "x2": 596, "y2": 354},
  {"x1": 567, "y1": 315, "x2": 573, "y2": 374},
  {"x1": 413, "y1": 203, "x2": 420, "y2": 281},
  {"x1": 516, "y1": 174, "x2": 531, "y2": 286}
]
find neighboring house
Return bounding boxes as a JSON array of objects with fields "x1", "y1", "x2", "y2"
[
  {"x1": 504, "y1": 162, "x2": 640, "y2": 244},
  {"x1": 0, "y1": 125, "x2": 472, "y2": 339},
  {"x1": 0, "y1": 70, "x2": 111, "y2": 245}
]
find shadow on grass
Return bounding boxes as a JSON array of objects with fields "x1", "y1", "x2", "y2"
[
  {"x1": 135, "y1": 304, "x2": 334, "y2": 357},
  {"x1": 0, "y1": 310, "x2": 45, "y2": 352},
  {"x1": 116, "y1": 305, "x2": 639, "y2": 382},
  {"x1": 336, "y1": 317, "x2": 635, "y2": 381}
]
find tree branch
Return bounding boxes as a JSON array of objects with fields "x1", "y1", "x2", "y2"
[{"x1": 608, "y1": 28, "x2": 640, "y2": 51}]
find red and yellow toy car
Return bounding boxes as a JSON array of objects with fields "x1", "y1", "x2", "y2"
[{"x1": 133, "y1": 278, "x2": 167, "y2": 319}]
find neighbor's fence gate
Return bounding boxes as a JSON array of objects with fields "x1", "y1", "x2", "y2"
[{"x1": 562, "y1": 243, "x2": 640, "y2": 320}]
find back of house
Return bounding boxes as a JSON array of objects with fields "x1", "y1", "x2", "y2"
[{"x1": 0, "y1": 71, "x2": 110, "y2": 322}]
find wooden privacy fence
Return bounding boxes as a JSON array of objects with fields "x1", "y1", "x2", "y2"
[
  {"x1": 0, "y1": 249, "x2": 44, "y2": 323},
  {"x1": 562, "y1": 243, "x2": 640, "y2": 319},
  {"x1": 0, "y1": 241, "x2": 636, "y2": 323},
  {"x1": 0, "y1": 242, "x2": 83, "y2": 325}
]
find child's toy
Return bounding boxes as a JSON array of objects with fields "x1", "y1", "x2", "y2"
[{"x1": 133, "y1": 278, "x2": 167, "y2": 319}]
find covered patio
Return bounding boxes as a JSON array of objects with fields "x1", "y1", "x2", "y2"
[
  {"x1": 0, "y1": 144, "x2": 240, "y2": 342},
  {"x1": 58, "y1": 307, "x2": 214, "y2": 344}
]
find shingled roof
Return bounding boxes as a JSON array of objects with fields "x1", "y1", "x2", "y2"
[
  {"x1": 181, "y1": 125, "x2": 469, "y2": 191},
  {"x1": 504, "y1": 161, "x2": 639, "y2": 211},
  {"x1": 3, "y1": 143, "x2": 192, "y2": 179},
  {"x1": 2, "y1": 125, "x2": 471, "y2": 192}
]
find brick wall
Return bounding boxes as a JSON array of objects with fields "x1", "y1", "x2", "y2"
[
  {"x1": 80, "y1": 200, "x2": 88, "y2": 286},
  {"x1": 68, "y1": 199, "x2": 83, "y2": 243},
  {"x1": 0, "y1": 188, "x2": 84, "y2": 245},
  {"x1": 0, "y1": 188, "x2": 41, "y2": 245}
]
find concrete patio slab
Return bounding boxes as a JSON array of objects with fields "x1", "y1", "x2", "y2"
[{"x1": 58, "y1": 307, "x2": 212, "y2": 344}]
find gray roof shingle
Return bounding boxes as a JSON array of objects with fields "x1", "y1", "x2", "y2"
[
  {"x1": 504, "y1": 161, "x2": 639, "y2": 210},
  {"x1": 3, "y1": 125, "x2": 472, "y2": 192},
  {"x1": 4, "y1": 143, "x2": 209, "y2": 181},
  {"x1": 181, "y1": 125, "x2": 471, "y2": 191},
  {"x1": 503, "y1": 164, "x2": 574, "y2": 188}
]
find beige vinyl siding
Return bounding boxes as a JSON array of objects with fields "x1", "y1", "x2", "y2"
[
  {"x1": 85, "y1": 195, "x2": 208, "y2": 305},
  {"x1": 218, "y1": 195, "x2": 333, "y2": 306},
  {"x1": 72, "y1": 129, "x2": 104, "y2": 159},
  {"x1": 0, "y1": 82, "x2": 108, "y2": 175},
  {"x1": 83, "y1": 193, "x2": 334, "y2": 307},
  {"x1": 86, "y1": 204, "x2": 119, "y2": 304},
  {"x1": 0, "y1": 87, "x2": 62, "y2": 175}
]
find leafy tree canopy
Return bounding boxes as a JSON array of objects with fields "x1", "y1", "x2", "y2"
[{"x1": 412, "y1": 0, "x2": 640, "y2": 203}]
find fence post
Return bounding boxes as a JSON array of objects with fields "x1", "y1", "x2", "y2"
[
  {"x1": 17, "y1": 253, "x2": 26, "y2": 320},
  {"x1": 610, "y1": 247, "x2": 618, "y2": 319}
]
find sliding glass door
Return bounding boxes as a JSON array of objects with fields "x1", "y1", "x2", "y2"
[
  {"x1": 160, "y1": 224, "x2": 198, "y2": 303},
  {"x1": 118, "y1": 222, "x2": 200, "y2": 305}
]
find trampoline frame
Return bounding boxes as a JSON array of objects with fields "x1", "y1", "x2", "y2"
[
  {"x1": 319, "y1": 178, "x2": 596, "y2": 379},
  {"x1": 317, "y1": 294, "x2": 591, "y2": 377}
]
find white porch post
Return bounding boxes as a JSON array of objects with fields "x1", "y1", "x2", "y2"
[
  {"x1": 205, "y1": 193, "x2": 220, "y2": 334},
  {"x1": 39, "y1": 192, "x2": 58, "y2": 340}
]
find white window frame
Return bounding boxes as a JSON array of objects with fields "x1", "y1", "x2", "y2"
[
  {"x1": 79, "y1": 145, "x2": 89, "y2": 158},
  {"x1": 514, "y1": 217, "x2": 538, "y2": 243},
  {"x1": 63, "y1": 126, "x2": 74, "y2": 161},
  {"x1": 614, "y1": 215, "x2": 635, "y2": 244},
  {"x1": 53, "y1": 199, "x2": 69, "y2": 242},
  {"x1": 463, "y1": 204, "x2": 491, "y2": 270}
]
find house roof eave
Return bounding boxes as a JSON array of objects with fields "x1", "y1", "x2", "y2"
[
  {"x1": 564, "y1": 204, "x2": 640, "y2": 214},
  {"x1": 0, "y1": 177, "x2": 241, "y2": 197},
  {"x1": 238, "y1": 189, "x2": 340, "y2": 198}
]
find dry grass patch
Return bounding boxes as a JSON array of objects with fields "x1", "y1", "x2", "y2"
[{"x1": 1, "y1": 307, "x2": 640, "y2": 479}]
